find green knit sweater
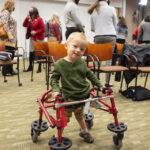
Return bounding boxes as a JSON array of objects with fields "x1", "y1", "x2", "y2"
[{"x1": 50, "y1": 58, "x2": 102, "y2": 100}]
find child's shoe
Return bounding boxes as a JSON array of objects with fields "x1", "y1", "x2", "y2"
[{"x1": 79, "y1": 131, "x2": 94, "y2": 143}]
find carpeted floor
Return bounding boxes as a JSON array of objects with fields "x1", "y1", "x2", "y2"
[{"x1": 0, "y1": 60, "x2": 150, "y2": 150}]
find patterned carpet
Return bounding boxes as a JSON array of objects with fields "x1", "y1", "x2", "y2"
[{"x1": 0, "y1": 60, "x2": 150, "y2": 150}]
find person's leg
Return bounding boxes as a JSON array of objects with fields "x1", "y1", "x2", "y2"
[
  {"x1": 2, "y1": 46, "x2": 15, "y2": 76},
  {"x1": 36, "y1": 40, "x2": 45, "y2": 73},
  {"x1": 26, "y1": 38, "x2": 34, "y2": 72},
  {"x1": 36, "y1": 62, "x2": 42, "y2": 73},
  {"x1": 26, "y1": 52, "x2": 34, "y2": 71},
  {"x1": 74, "y1": 107, "x2": 94, "y2": 143}
]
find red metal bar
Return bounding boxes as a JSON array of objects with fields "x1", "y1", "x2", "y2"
[
  {"x1": 38, "y1": 99, "x2": 56, "y2": 127},
  {"x1": 41, "y1": 89, "x2": 52, "y2": 101},
  {"x1": 55, "y1": 100, "x2": 62, "y2": 143},
  {"x1": 110, "y1": 97, "x2": 119, "y2": 126},
  {"x1": 90, "y1": 91, "x2": 112, "y2": 109}
]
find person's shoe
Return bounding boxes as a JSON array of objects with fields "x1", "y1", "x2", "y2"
[
  {"x1": 105, "y1": 83, "x2": 114, "y2": 88},
  {"x1": 79, "y1": 131, "x2": 94, "y2": 143},
  {"x1": 24, "y1": 67, "x2": 33, "y2": 72},
  {"x1": 36, "y1": 68, "x2": 41, "y2": 73}
]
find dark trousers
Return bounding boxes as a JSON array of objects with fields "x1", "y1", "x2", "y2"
[
  {"x1": 2, "y1": 46, "x2": 15, "y2": 75},
  {"x1": 116, "y1": 38, "x2": 125, "y2": 44},
  {"x1": 65, "y1": 27, "x2": 82, "y2": 40}
]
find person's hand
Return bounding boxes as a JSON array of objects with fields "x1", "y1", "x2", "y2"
[
  {"x1": 31, "y1": 30, "x2": 36, "y2": 36},
  {"x1": 100, "y1": 86, "x2": 106, "y2": 92},
  {"x1": 7, "y1": 32, "x2": 13, "y2": 40},
  {"x1": 52, "y1": 92, "x2": 60, "y2": 99},
  {"x1": 26, "y1": 13, "x2": 30, "y2": 19},
  {"x1": 131, "y1": 40, "x2": 136, "y2": 45}
]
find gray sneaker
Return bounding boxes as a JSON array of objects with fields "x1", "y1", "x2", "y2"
[{"x1": 79, "y1": 132, "x2": 94, "y2": 143}]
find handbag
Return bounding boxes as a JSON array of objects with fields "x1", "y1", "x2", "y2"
[
  {"x1": 0, "y1": 21, "x2": 8, "y2": 39},
  {"x1": 0, "y1": 51, "x2": 12, "y2": 62}
]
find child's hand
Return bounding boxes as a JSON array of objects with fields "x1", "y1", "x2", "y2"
[
  {"x1": 100, "y1": 86, "x2": 106, "y2": 92},
  {"x1": 52, "y1": 92, "x2": 60, "y2": 99}
]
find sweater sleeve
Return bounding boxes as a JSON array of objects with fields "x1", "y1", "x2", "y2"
[
  {"x1": 112, "y1": 7, "x2": 117, "y2": 31},
  {"x1": 70, "y1": 6, "x2": 84, "y2": 32},
  {"x1": 137, "y1": 25, "x2": 143, "y2": 43},
  {"x1": 35, "y1": 17, "x2": 45, "y2": 36},
  {"x1": 23, "y1": 17, "x2": 29, "y2": 27},
  {"x1": 1, "y1": 10, "x2": 10, "y2": 33},
  {"x1": 86, "y1": 67, "x2": 102, "y2": 88},
  {"x1": 50, "y1": 63, "x2": 61, "y2": 92},
  {"x1": 54, "y1": 23, "x2": 61, "y2": 43},
  {"x1": 90, "y1": 16, "x2": 95, "y2": 32}
]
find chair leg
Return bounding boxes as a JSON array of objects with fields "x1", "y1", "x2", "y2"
[
  {"x1": 119, "y1": 72, "x2": 125, "y2": 92},
  {"x1": 17, "y1": 56, "x2": 22, "y2": 86},
  {"x1": 135, "y1": 70, "x2": 139, "y2": 87},
  {"x1": 23, "y1": 54, "x2": 26, "y2": 72},
  {"x1": 144, "y1": 73, "x2": 149, "y2": 88},
  {"x1": 4, "y1": 75, "x2": 7, "y2": 83},
  {"x1": 31, "y1": 61, "x2": 34, "y2": 82}
]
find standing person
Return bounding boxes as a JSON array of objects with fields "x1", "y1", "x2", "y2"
[
  {"x1": 23, "y1": 7, "x2": 45, "y2": 73},
  {"x1": 138, "y1": 15, "x2": 150, "y2": 44},
  {"x1": 0, "y1": 0, "x2": 17, "y2": 76},
  {"x1": 64, "y1": 0, "x2": 84, "y2": 40},
  {"x1": 132, "y1": 26, "x2": 140, "y2": 44},
  {"x1": 50, "y1": 32, "x2": 104, "y2": 143},
  {"x1": 116, "y1": 16, "x2": 128, "y2": 44},
  {"x1": 48, "y1": 13, "x2": 61, "y2": 43},
  {"x1": 88, "y1": 0, "x2": 117, "y2": 87}
]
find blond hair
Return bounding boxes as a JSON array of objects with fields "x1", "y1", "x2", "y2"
[
  {"x1": 2, "y1": 0, "x2": 15, "y2": 13},
  {"x1": 88, "y1": 0, "x2": 100, "y2": 14},
  {"x1": 50, "y1": 13, "x2": 60, "y2": 24},
  {"x1": 67, "y1": 32, "x2": 88, "y2": 45}
]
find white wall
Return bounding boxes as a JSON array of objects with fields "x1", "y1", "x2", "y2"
[
  {"x1": 0, "y1": 0, "x2": 125, "y2": 54},
  {"x1": 0, "y1": 0, "x2": 94, "y2": 54}
]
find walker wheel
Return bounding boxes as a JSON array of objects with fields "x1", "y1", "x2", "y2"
[
  {"x1": 31, "y1": 128, "x2": 39, "y2": 143},
  {"x1": 113, "y1": 133, "x2": 124, "y2": 149},
  {"x1": 85, "y1": 119, "x2": 93, "y2": 129},
  {"x1": 84, "y1": 112, "x2": 94, "y2": 129},
  {"x1": 107, "y1": 122, "x2": 127, "y2": 133},
  {"x1": 48, "y1": 136, "x2": 72, "y2": 150},
  {"x1": 31, "y1": 120, "x2": 48, "y2": 132}
]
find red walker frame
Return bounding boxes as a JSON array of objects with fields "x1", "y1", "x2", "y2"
[{"x1": 32, "y1": 88, "x2": 127, "y2": 150}]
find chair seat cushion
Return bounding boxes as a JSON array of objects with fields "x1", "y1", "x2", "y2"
[
  {"x1": 0, "y1": 60, "x2": 17, "y2": 66},
  {"x1": 92, "y1": 66, "x2": 128, "y2": 72}
]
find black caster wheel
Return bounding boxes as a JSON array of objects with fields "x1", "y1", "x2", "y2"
[
  {"x1": 84, "y1": 112, "x2": 94, "y2": 129},
  {"x1": 86, "y1": 119, "x2": 93, "y2": 129},
  {"x1": 19, "y1": 83, "x2": 22, "y2": 86},
  {"x1": 119, "y1": 90, "x2": 122, "y2": 93},
  {"x1": 4, "y1": 80, "x2": 7, "y2": 83},
  {"x1": 48, "y1": 136, "x2": 72, "y2": 150},
  {"x1": 113, "y1": 133, "x2": 124, "y2": 149},
  {"x1": 31, "y1": 128, "x2": 40, "y2": 143}
]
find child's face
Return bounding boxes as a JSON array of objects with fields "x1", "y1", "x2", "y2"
[{"x1": 65, "y1": 38, "x2": 87, "y2": 62}]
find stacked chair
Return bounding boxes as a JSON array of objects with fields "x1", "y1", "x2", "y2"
[
  {"x1": 85, "y1": 42, "x2": 128, "y2": 88},
  {"x1": 0, "y1": 41, "x2": 22, "y2": 86}
]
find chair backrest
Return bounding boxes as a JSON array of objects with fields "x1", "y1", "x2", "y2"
[
  {"x1": 87, "y1": 42, "x2": 114, "y2": 61},
  {"x1": 0, "y1": 41, "x2": 5, "y2": 51},
  {"x1": 32, "y1": 41, "x2": 49, "y2": 56},
  {"x1": 47, "y1": 42, "x2": 67, "y2": 62},
  {"x1": 116, "y1": 43, "x2": 124, "y2": 55}
]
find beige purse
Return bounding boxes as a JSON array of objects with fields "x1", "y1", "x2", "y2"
[
  {"x1": 48, "y1": 36, "x2": 57, "y2": 42},
  {"x1": 0, "y1": 21, "x2": 8, "y2": 39}
]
